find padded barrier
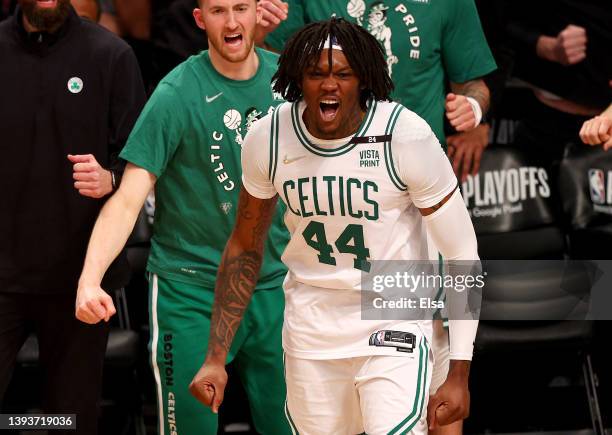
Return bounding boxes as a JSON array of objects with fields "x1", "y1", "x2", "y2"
[
  {"x1": 17, "y1": 329, "x2": 139, "y2": 368},
  {"x1": 463, "y1": 145, "x2": 563, "y2": 260},
  {"x1": 480, "y1": 260, "x2": 593, "y2": 321},
  {"x1": 465, "y1": 146, "x2": 593, "y2": 352},
  {"x1": 462, "y1": 146, "x2": 556, "y2": 235},
  {"x1": 559, "y1": 143, "x2": 612, "y2": 259},
  {"x1": 558, "y1": 143, "x2": 612, "y2": 230}
]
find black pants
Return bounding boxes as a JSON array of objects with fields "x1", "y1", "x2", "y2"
[{"x1": 0, "y1": 292, "x2": 110, "y2": 435}]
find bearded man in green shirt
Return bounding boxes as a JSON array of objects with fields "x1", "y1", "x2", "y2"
[{"x1": 75, "y1": 1, "x2": 291, "y2": 434}]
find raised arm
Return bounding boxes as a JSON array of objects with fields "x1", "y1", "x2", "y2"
[
  {"x1": 254, "y1": 0, "x2": 289, "y2": 51},
  {"x1": 189, "y1": 186, "x2": 278, "y2": 413}
]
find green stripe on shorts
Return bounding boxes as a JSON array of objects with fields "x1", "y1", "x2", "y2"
[{"x1": 388, "y1": 337, "x2": 429, "y2": 434}]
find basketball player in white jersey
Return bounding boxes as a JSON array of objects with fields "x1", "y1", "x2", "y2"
[{"x1": 190, "y1": 19, "x2": 480, "y2": 435}]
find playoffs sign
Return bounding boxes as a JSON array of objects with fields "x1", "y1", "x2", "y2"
[{"x1": 461, "y1": 147, "x2": 555, "y2": 233}]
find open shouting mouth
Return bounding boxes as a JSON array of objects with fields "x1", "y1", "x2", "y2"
[
  {"x1": 224, "y1": 33, "x2": 243, "y2": 48},
  {"x1": 319, "y1": 99, "x2": 340, "y2": 122},
  {"x1": 36, "y1": 0, "x2": 58, "y2": 8}
]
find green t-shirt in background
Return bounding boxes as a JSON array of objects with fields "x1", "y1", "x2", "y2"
[
  {"x1": 120, "y1": 48, "x2": 288, "y2": 289},
  {"x1": 267, "y1": 0, "x2": 497, "y2": 146}
]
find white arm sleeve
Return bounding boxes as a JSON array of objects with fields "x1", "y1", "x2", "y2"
[
  {"x1": 241, "y1": 114, "x2": 277, "y2": 199},
  {"x1": 391, "y1": 108, "x2": 478, "y2": 360},
  {"x1": 392, "y1": 109, "x2": 457, "y2": 208},
  {"x1": 423, "y1": 189, "x2": 480, "y2": 360}
]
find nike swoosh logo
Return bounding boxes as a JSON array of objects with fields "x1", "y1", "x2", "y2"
[
  {"x1": 205, "y1": 92, "x2": 223, "y2": 103},
  {"x1": 283, "y1": 155, "x2": 306, "y2": 164}
]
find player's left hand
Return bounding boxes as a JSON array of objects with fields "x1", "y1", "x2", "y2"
[
  {"x1": 67, "y1": 154, "x2": 113, "y2": 198},
  {"x1": 445, "y1": 93, "x2": 478, "y2": 132},
  {"x1": 427, "y1": 369, "x2": 470, "y2": 430},
  {"x1": 447, "y1": 124, "x2": 490, "y2": 182}
]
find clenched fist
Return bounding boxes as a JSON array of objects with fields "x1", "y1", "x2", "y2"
[
  {"x1": 445, "y1": 93, "x2": 479, "y2": 132},
  {"x1": 580, "y1": 113, "x2": 612, "y2": 151},
  {"x1": 68, "y1": 154, "x2": 113, "y2": 198},
  {"x1": 75, "y1": 284, "x2": 116, "y2": 324},
  {"x1": 537, "y1": 24, "x2": 587, "y2": 66},
  {"x1": 255, "y1": 0, "x2": 289, "y2": 47},
  {"x1": 189, "y1": 362, "x2": 228, "y2": 414}
]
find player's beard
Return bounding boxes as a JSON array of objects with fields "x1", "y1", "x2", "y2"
[{"x1": 19, "y1": 0, "x2": 72, "y2": 32}]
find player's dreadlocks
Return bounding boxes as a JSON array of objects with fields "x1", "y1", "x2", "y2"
[{"x1": 272, "y1": 17, "x2": 394, "y2": 110}]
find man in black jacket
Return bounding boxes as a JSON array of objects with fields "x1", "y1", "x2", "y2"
[
  {"x1": 0, "y1": 1, "x2": 145, "y2": 433},
  {"x1": 506, "y1": 0, "x2": 612, "y2": 164}
]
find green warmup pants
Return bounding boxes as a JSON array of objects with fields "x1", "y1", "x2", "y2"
[{"x1": 148, "y1": 273, "x2": 291, "y2": 435}]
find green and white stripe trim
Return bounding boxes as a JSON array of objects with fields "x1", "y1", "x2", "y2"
[
  {"x1": 285, "y1": 400, "x2": 300, "y2": 435},
  {"x1": 269, "y1": 105, "x2": 281, "y2": 183},
  {"x1": 282, "y1": 353, "x2": 300, "y2": 435},
  {"x1": 149, "y1": 274, "x2": 166, "y2": 435},
  {"x1": 383, "y1": 103, "x2": 407, "y2": 192},
  {"x1": 388, "y1": 336, "x2": 430, "y2": 435},
  {"x1": 291, "y1": 100, "x2": 378, "y2": 157}
]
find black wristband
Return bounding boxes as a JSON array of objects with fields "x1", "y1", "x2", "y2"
[{"x1": 110, "y1": 169, "x2": 121, "y2": 191}]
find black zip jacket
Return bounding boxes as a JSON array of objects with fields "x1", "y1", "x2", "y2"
[{"x1": 0, "y1": 7, "x2": 146, "y2": 294}]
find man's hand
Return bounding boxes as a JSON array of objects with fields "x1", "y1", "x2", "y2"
[
  {"x1": 445, "y1": 93, "x2": 478, "y2": 132},
  {"x1": 189, "y1": 362, "x2": 228, "y2": 414},
  {"x1": 580, "y1": 114, "x2": 612, "y2": 151},
  {"x1": 447, "y1": 124, "x2": 490, "y2": 182},
  {"x1": 427, "y1": 361, "x2": 470, "y2": 430},
  {"x1": 75, "y1": 284, "x2": 116, "y2": 324},
  {"x1": 67, "y1": 154, "x2": 113, "y2": 198},
  {"x1": 255, "y1": 0, "x2": 288, "y2": 47},
  {"x1": 554, "y1": 25, "x2": 587, "y2": 65},
  {"x1": 537, "y1": 24, "x2": 587, "y2": 66}
]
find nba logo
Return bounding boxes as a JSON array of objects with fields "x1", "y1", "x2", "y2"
[{"x1": 588, "y1": 169, "x2": 605, "y2": 204}]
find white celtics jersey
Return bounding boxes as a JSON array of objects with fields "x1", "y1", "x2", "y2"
[{"x1": 242, "y1": 100, "x2": 457, "y2": 359}]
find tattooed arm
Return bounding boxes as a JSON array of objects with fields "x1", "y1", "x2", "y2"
[
  {"x1": 208, "y1": 186, "x2": 278, "y2": 361},
  {"x1": 445, "y1": 79, "x2": 490, "y2": 132},
  {"x1": 450, "y1": 79, "x2": 490, "y2": 118},
  {"x1": 189, "y1": 186, "x2": 278, "y2": 412},
  {"x1": 446, "y1": 79, "x2": 491, "y2": 182}
]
